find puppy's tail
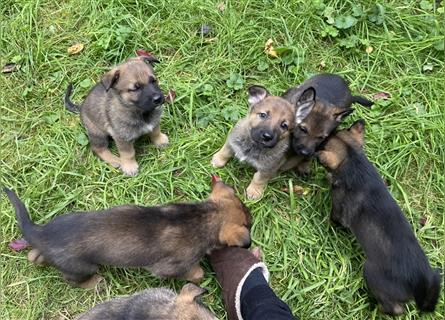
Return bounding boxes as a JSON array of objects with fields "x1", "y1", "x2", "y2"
[
  {"x1": 351, "y1": 95, "x2": 373, "y2": 108},
  {"x1": 64, "y1": 83, "x2": 80, "y2": 113},
  {"x1": 414, "y1": 269, "x2": 441, "y2": 312},
  {"x1": 4, "y1": 188, "x2": 40, "y2": 244}
]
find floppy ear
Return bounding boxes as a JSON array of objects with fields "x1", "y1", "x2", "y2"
[
  {"x1": 102, "y1": 69, "x2": 120, "y2": 91},
  {"x1": 219, "y1": 223, "x2": 251, "y2": 248},
  {"x1": 178, "y1": 283, "x2": 207, "y2": 302},
  {"x1": 333, "y1": 108, "x2": 354, "y2": 122},
  {"x1": 247, "y1": 85, "x2": 269, "y2": 107},
  {"x1": 141, "y1": 55, "x2": 160, "y2": 66},
  {"x1": 295, "y1": 87, "x2": 316, "y2": 124},
  {"x1": 349, "y1": 119, "x2": 365, "y2": 145}
]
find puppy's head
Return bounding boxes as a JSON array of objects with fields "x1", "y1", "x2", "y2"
[
  {"x1": 316, "y1": 119, "x2": 365, "y2": 171},
  {"x1": 209, "y1": 176, "x2": 252, "y2": 248},
  {"x1": 101, "y1": 56, "x2": 164, "y2": 112},
  {"x1": 174, "y1": 284, "x2": 217, "y2": 320},
  {"x1": 292, "y1": 87, "x2": 354, "y2": 157},
  {"x1": 247, "y1": 86, "x2": 295, "y2": 148}
]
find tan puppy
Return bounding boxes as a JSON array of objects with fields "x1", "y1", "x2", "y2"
[
  {"x1": 212, "y1": 86, "x2": 299, "y2": 199},
  {"x1": 64, "y1": 55, "x2": 169, "y2": 176}
]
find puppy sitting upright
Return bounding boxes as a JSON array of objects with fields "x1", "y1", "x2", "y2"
[
  {"x1": 212, "y1": 86, "x2": 296, "y2": 200},
  {"x1": 282, "y1": 74, "x2": 372, "y2": 175},
  {"x1": 64, "y1": 54, "x2": 169, "y2": 176},
  {"x1": 317, "y1": 120, "x2": 441, "y2": 315},
  {"x1": 4, "y1": 176, "x2": 251, "y2": 288}
]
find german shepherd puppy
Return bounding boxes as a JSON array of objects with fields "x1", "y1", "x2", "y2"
[
  {"x1": 317, "y1": 120, "x2": 441, "y2": 315},
  {"x1": 64, "y1": 55, "x2": 169, "y2": 176},
  {"x1": 76, "y1": 283, "x2": 217, "y2": 320},
  {"x1": 4, "y1": 176, "x2": 251, "y2": 288},
  {"x1": 211, "y1": 86, "x2": 300, "y2": 200},
  {"x1": 282, "y1": 74, "x2": 372, "y2": 175}
]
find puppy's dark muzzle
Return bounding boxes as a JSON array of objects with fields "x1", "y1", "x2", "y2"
[
  {"x1": 293, "y1": 142, "x2": 314, "y2": 157},
  {"x1": 251, "y1": 127, "x2": 278, "y2": 148},
  {"x1": 152, "y1": 93, "x2": 164, "y2": 106}
]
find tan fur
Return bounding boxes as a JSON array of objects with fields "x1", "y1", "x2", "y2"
[{"x1": 212, "y1": 92, "x2": 296, "y2": 200}]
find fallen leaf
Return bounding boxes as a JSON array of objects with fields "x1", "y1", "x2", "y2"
[
  {"x1": 264, "y1": 38, "x2": 278, "y2": 58},
  {"x1": 319, "y1": 60, "x2": 326, "y2": 68},
  {"x1": 165, "y1": 89, "x2": 176, "y2": 103},
  {"x1": 217, "y1": 2, "x2": 225, "y2": 12},
  {"x1": 281, "y1": 185, "x2": 309, "y2": 195},
  {"x1": 2, "y1": 63, "x2": 19, "y2": 73},
  {"x1": 419, "y1": 216, "x2": 427, "y2": 226},
  {"x1": 9, "y1": 238, "x2": 29, "y2": 251},
  {"x1": 136, "y1": 49, "x2": 153, "y2": 57},
  {"x1": 365, "y1": 46, "x2": 374, "y2": 54},
  {"x1": 372, "y1": 92, "x2": 391, "y2": 100},
  {"x1": 67, "y1": 43, "x2": 84, "y2": 55}
]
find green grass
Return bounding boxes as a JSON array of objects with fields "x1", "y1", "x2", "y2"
[{"x1": 1, "y1": 0, "x2": 444, "y2": 319}]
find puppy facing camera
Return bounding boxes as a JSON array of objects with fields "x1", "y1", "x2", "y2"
[
  {"x1": 212, "y1": 85, "x2": 306, "y2": 200},
  {"x1": 64, "y1": 53, "x2": 169, "y2": 176},
  {"x1": 4, "y1": 176, "x2": 251, "y2": 288}
]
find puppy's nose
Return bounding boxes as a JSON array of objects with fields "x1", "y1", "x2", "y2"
[
  {"x1": 262, "y1": 132, "x2": 273, "y2": 142},
  {"x1": 153, "y1": 94, "x2": 164, "y2": 105},
  {"x1": 300, "y1": 149, "x2": 313, "y2": 157}
]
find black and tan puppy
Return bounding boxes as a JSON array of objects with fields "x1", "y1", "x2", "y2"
[
  {"x1": 64, "y1": 54, "x2": 169, "y2": 176},
  {"x1": 76, "y1": 283, "x2": 217, "y2": 320},
  {"x1": 211, "y1": 86, "x2": 300, "y2": 200},
  {"x1": 317, "y1": 120, "x2": 441, "y2": 315},
  {"x1": 282, "y1": 73, "x2": 372, "y2": 175},
  {"x1": 4, "y1": 176, "x2": 251, "y2": 288}
]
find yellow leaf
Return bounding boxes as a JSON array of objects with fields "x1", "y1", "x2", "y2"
[
  {"x1": 67, "y1": 43, "x2": 84, "y2": 55},
  {"x1": 264, "y1": 38, "x2": 278, "y2": 58},
  {"x1": 365, "y1": 46, "x2": 373, "y2": 54}
]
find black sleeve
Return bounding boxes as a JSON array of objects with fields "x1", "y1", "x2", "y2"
[{"x1": 241, "y1": 284, "x2": 299, "y2": 320}]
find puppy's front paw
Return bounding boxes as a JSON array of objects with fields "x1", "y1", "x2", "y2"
[
  {"x1": 211, "y1": 154, "x2": 228, "y2": 168},
  {"x1": 246, "y1": 183, "x2": 265, "y2": 200},
  {"x1": 152, "y1": 133, "x2": 169, "y2": 148},
  {"x1": 121, "y1": 160, "x2": 139, "y2": 176}
]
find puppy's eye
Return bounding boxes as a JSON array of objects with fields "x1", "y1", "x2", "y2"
[
  {"x1": 129, "y1": 83, "x2": 141, "y2": 92},
  {"x1": 299, "y1": 126, "x2": 308, "y2": 134},
  {"x1": 149, "y1": 76, "x2": 157, "y2": 84},
  {"x1": 281, "y1": 122, "x2": 289, "y2": 130},
  {"x1": 258, "y1": 112, "x2": 267, "y2": 119}
]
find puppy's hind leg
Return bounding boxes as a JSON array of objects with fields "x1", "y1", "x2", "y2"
[
  {"x1": 61, "y1": 262, "x2": 102, "y2": 289},
  {"x1": 89, "y1": 133, "x2": 121, "y2": 168},
  {"x1": 182, "y1": 264, "x2": 204, "y2": 284},
  {"x1": 211, "y1": 142, "x2": 234, "y2": 168}
]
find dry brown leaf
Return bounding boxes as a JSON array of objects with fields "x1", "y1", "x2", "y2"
[
  {"x1": 372, "y1": 92, "x2": 391, "y2": 100},
  {"x1": 165, "y1": 89, "x2": 177, "y2": 103},
  {"x1": 264, "y1": 38, "x2": 278, "y2": 58},
  {"x1": 67, "y1": 43, "x2": 84, "y2": 55},
  {"x1": 2, "y1": 63, "x2": 19, "y2": 73}
]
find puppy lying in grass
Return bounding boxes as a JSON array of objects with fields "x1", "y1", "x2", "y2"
[
  {"x1": 4, "y1": 176, "x2": 251, "y2": 288},
  {"x1": 317, "y1": 120, "x2": 441, "y2": 315},
  {"x1": 76, "y1": 283, "x2": 217, "y2": 320}
]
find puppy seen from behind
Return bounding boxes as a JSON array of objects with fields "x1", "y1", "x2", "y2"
[
  {"x1": 4, "y1": 175, "x2": 251, "y2": 288},
  {"x1": 317, "y1": 119, "x2": 441, "y2": 315}
]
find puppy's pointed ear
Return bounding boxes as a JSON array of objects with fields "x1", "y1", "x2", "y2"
[
  {"x1": 349, "y1": 119, "x2": 365, "y2": 146},
  {"x1": 141, "y1": 55, "x2": 160, "y2": 66},
  {"x1": 178, "y1": 283, "x2": 207, "y2": 303},
  {"x1": 102, "y1": 69, "x2": 120, "y2": 92},
  {"x1": 296, "y1": 87, "x2": 315, "y2": 124},
  {"x1": 248, "y1": 85, "x2": 269, "y2": 107},
  {"x1": 333, "y1": 108, "x2": 354, "y2": 122}
]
